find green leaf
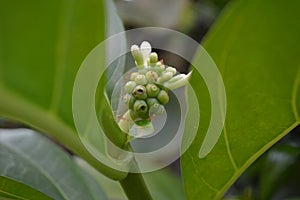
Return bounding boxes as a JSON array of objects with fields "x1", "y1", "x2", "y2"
[
  {"x1": 0, "y1": 129, "x2": 107, "y2": 200},
  {"x1": 182, "y1": 0, "x2": 300, "y2": 199},
  {"x1": 0, "y1": 0, "x2": 127, "y2": 179},
  {"x1": 0, "y1": 175, "x2": 52, "y2": 200},
  {"x1": 77, "y1": 159, "x2": 186, "y2": 200}
]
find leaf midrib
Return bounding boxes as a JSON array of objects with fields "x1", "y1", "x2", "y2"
[{"x1": 214, "y1": 121, "x2": 300, "y2": 199}]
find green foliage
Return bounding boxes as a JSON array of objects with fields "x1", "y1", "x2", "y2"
[
  {"x1": 0, "y1": 176, "x2": 52, "y2": 200},
  {"x1": 1, "y1": 0, "x2": 300, "y2": 199},
  {"x1": 182, "y1": 0, "x2": 300, "y2": 199},
  {"x1": 0, "y1": 129, "x2": 106, "y2": 200},
  {"x1": 0, "y1": 0, "x2": 127, "y2": 180},
  {"x1": 227, "y1": 129, "x2": 300, "y2": 199}
]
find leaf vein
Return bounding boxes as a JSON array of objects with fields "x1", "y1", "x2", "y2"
[
  {"x1": 214, "y1": 121, "x2": 300, "y2": 199},
  {"x1": 223, "y1": 125, "x2": 237, "y2": 171},
  {"x1": 187, "y1": 151, "x2": 219, "y2": 193},
  {"x1": 0, "y1": 190, "x2": 28, "y2": 200}
]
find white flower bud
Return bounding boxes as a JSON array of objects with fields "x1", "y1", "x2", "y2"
[
  {"x1": 130, "y1": 72, "x2": 139, "y2": 81},
  {"x1": 165, "y1": 67, "x2": 177, "y2": 75},
  {"x1": 135, "y1": 74, "x2": 147, "y2": 85},
  {"x1": 131, "y1": 45, "x2": 143, "y2": 67},
  {"x1": 140, "y1": 41, "x2": 151, "y2": 66},
  {"x1": 124, "y1": 81, "x2": 136, "y2": 93},
  {"x1": 149, "y1": 104, "x2": 165, "y2": 117},
  {"x1": 145, "y1": 71, "x2": 158, "y2": 83},
  {"x1": 163, "y1": 71, "x2": 192, "y2": 90},
  {"x1": 157, "y1": 72, "x2": 173, "y2": 83}
]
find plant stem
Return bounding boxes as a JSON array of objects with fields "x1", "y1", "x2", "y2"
[{"x1": 120, "y1": 171, "x2": 153, "y2": 200}]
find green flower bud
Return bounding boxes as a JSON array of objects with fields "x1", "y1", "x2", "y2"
[
  {"x1": 131, "y1": 45, "x2": 144, "y2": 67},
  {"x1": 149, "y1": 52, "x2": 158, "y2": 65},
  {"x1": 156, "y1": 62, "x2": 165, "y2": 74},
  {"x1": 146, "y1": 84, "x2": 160, "y2": 97},
  {"x1": 132, "y1": 85, "x2": 147, "y2": 99},
  {"x1": 133, "y1": 100, "x2": 148, "y2": 116},
  {"x1": 130, "y1": 72, "x2": 139, "y2": 81},
  {"x1": 146, "y1": 98, "x2": 160, "y2": 107},
  {"x1": 157, "y1": 72, "x2": 173, "y2": 83},
  {"x1": 157, "y1": 90, "x2": 169, "y2": 105},
  {"x1": 124, "y1": 81, "x2": 136, "y2": 93},
  {"x1": 145, "y1": 71, "x2": 158, "y2": 83},
  {"x1": 165, "y1": 67, "x2": 177, "y2": 75},
  {"x1": 123, "y1": 93, "x2": 133, "y2": 107},
  {"x1": 135, "y1": 74, "x2": 147, "y2": 85},
  {"x1": 149, "y1": 103, "x2": 165, "y2": 117}
]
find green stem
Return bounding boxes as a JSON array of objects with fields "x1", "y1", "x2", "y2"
[
  {"x1": 119, "y1": 143, "x2": 153, "y2": 200},
  {"x1": 0, "y1": 86, "x2": 127, "y2": 181},
  {"x1": 120, "y1": 171, "x2": 153, "y2": 200}
]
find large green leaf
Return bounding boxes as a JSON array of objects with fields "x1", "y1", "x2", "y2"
[
  {"x1": 0, "y1": 0, "x2": 127, "y2": 179},
  {"x1": 0, "y1": 129, "x2": 107, "y2": 200},
  {"x1": 0, "y1": 175, "x2": 52, "y2": 200},
  {"x1": 182, "y1": 0, "x2": 300, "y2": 199}
]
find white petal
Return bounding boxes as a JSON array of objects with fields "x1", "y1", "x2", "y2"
[
  {"x1": 163, "y1": 71, "x2": 192, "y2": 90},
  {"x1": 140, "y1": 41, "x2": 151, "y2": 65},
  {"x1": 131, "y1": 44, "x2": 139, "y2": 52}
]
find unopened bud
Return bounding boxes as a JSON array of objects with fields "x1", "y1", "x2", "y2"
[
  {"x1": 157, "y1": 90, "x2": 169, "y2": 105},
  {"x1": 146, "y1": 84, "x2": 160, "y2": 97},
  {"x1": 124, "y1": 81, "x2": 136, "y2": 93},
  {"x1": 157, "y1": 72, "x2": 173, "y2": 83},
  {"x1": 165, "y1": 67, "x2": 177, "y2": 75},
  {"x1": 131, "y1": 45, "x2": 143, "y2": 66},
  {"x1": 130, "y1": 72, "x2": 139, "y2": 81},
  {"x1": 135, "y1": 74, "x2": 147, "y2": 85},
  {"x1": 146, "y1": 98, "x2": 160, "y2": 107},
  {"x1": 145, "y1": 71, "x2": 158, "y2": 83},
  {"x1": 149, "y1": 52, "x2": 158, "y2": 65}
]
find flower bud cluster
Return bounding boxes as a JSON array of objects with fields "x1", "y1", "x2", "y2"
[{"x1": 122, "y1": 41, "x2": 191, "y2": 123}]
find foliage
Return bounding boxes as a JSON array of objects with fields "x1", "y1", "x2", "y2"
[
  {"x1": 0, "y1": 0, "x2": 299, "y2": 199},
  {"x1": 182, "y1": 0, "x2": 300, "y2": 199}
]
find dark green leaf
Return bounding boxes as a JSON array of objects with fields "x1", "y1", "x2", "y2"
[
  {"x1": 182, "y1": 0, "x2": 300, "y2": 199},
  {"x1": 0, "y1": 129, "x2": 107, "y2": 200},
  {"x1": 0, "y1": 175, "x2": 52, "y2": 200},
  {"x1": 0, "y1": 0, "x2": 127, "y2": 179}
]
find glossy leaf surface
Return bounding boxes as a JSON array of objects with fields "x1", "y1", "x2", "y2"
[
  {"x1": 182, "y1": 0, "x2": 300, "y2": 199},
  {"x1": 0, "y1": 175, "x2": 52, "y2": 200},
  {"x1": 0, "y1": 0, "x2": 127, "y2": 180},
  {"x1": 0, "y1": 129, "x2": 107, "y2": 200}
]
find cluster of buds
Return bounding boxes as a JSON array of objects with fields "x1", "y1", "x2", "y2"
[{"x1": 118, "y1": 41, "x2": 191, "y2": 134}]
